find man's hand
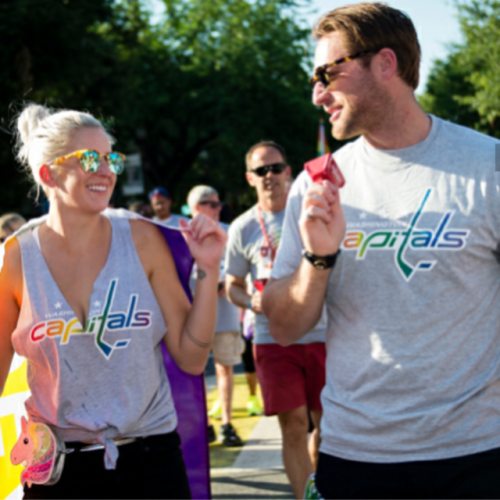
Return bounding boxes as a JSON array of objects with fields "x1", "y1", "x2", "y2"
[
  {"x1": 249, "y1": 290, "x2": 263, "y2": 313},
  {"x1": 299, "y1": 180, "x2": 346, "y2": 256}
]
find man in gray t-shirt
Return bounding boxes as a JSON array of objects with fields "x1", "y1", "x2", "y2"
[
  {"x1": 263, "y1": 4, "x2": 500, "y2": 500},
  {"x1": 225, "y1": 141, "x2": 327, "y2": 499}
]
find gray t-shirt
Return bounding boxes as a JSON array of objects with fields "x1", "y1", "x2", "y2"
[
  {"x1": 226, "y1": 205, "x2": 326, "y2": 344},
  {"x1": 153, "y1": 213, "x2": 189, "y2": 228},
  {"x1": 272, "y1": 115, "x2": 500, "y2": 462}
]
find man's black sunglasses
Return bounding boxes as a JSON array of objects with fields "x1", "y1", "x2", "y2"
[{"x1": 250, "y1": 162, "x2": 287, "y2": 177}]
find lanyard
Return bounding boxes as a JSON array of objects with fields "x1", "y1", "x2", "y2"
[{"x1": 257, "y1": 205, "x2": 276, "y2": 263}]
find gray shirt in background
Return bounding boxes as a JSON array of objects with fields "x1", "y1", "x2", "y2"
[
  {"x1": 226, "y1": 205, "x2": 326, "y2": 345},
  {"x1": 153, "y1": 213, "x2": 189, "y2": 228},
  {"x1": 272, "y1": 115, "x2": 500, "y2": 463}
]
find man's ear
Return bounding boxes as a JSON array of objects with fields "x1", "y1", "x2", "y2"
[
  {"x1": 373, "y1": 48, "x2": 397, "y2": 82},
  {"x1": 285, "y1": 166, "x2": 292, "y2": 180},
  {"x1": 245, "y1": 171, "x2": 256, "y2": 187},
  {"x1": 39, "y1": 165, "x2": 57, "y2": 188}
]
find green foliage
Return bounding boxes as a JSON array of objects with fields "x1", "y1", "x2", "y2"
[
  {"x1": 0, "y1": 0, "x2": 115, "y2": 213},
  {"x1": 419, "y1": 0, "x2": 500, "y2": 136},
  {"x1": 454, "y1": 0, "x2": 500, "y2": 130},
  {"x1": 0, "y1": 0, "x2": 319, "y2": 216},
  {"x1": 418, "y1": 51, "x2": 481, "y2": 130}
]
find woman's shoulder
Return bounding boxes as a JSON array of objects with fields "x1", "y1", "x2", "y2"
[
  {"x1": 129, "y1": 218, "x2": 166, "y2": 243},
  {"x1": 128, "y1": 218, "x2": 173, "y2": 263},
  {"x1": 0, "y1": 237, "x2": 23, "y2": 297}
]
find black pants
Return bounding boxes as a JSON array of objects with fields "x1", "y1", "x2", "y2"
[
  {"x1": 241, "y1": 334, "x2": 255, "y2": 373},
  {"x1": 316, "y1": 448, "x2": 500, "y2": 499},
  {"x1": 24, "y1": 431, "x2": 192, "y2": 500}
]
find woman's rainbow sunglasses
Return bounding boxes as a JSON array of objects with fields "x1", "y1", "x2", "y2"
[{"x1": 50, "y1": 149, "x2": 126, "y2": 175}]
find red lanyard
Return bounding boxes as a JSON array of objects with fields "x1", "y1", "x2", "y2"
[{"x1": 257, "y1": 205, "x2": 276, "y2": 262}]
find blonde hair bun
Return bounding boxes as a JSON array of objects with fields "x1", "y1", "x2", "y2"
[{"x1": 14, "y1": 103, "x2": 113, "y2": 189}]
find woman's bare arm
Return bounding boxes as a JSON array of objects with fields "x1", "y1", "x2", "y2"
[
  {"x1": 0, "y1": 239, "x2": 23, "y2": 395},
  {"x1": 131, "y1": 218, "x2": 225, "y2": 375}
]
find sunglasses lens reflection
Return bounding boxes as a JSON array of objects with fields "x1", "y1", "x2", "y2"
[
  {"x1": 108, "y1": 153, "x2": 124, "y2": 175},
  {"x1": 80, "y1": 151, "x2": 100, "y2": 172}
]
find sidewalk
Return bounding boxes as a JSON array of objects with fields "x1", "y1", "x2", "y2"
[
  {"x1": 207, "y1": 372, "x2": 294, "y2": 499},
  {"x1": 210, "y1": 416, "x2": 294, "y2": 499}
]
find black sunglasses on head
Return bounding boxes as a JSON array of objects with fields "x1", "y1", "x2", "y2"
[{"x1": 250, "y1": 162, "x2": 287, "y2": 177}]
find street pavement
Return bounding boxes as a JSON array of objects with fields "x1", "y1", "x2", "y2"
[
  {"x1": 206, "y1": 372, "x2": 294, "y2": 499},
  {"x1": 210, "y1": 416, "x2": 294, "y2": 499}
]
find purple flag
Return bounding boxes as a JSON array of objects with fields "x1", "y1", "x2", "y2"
[{"x1": 158, "y1": 226, "x2": 211, "y2": 500}]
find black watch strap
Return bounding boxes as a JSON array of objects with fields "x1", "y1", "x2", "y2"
[{"x1": 302, "y1": 249, "x2": 340, "y2": 270}]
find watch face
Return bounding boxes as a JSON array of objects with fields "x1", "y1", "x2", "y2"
[{"x1": 315, "y1": 259, "x2": 327, "y2": 269}]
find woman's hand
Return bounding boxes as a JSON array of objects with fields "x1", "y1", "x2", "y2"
[{"x1": 179, "y1": 215, "x2": 227, "y2": 271}]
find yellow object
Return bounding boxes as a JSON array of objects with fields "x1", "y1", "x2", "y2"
[
  {"x1": 208, "y1": 399, "x2": 222, "y2": 419},
  {"x1": 0, "y1": 355, "x2": 30, "y2": 500},
  {"x1": 247, "y1": 394, "x2": 263, "y2": 416}
]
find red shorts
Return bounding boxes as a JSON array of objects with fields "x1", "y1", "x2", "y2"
[{"x1": 253, "y1": 342, "x2": 326, "y2": 416}]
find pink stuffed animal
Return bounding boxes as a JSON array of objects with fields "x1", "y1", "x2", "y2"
[{"x1": 11, "y1": 416, "x2": 57, "y2": 487}]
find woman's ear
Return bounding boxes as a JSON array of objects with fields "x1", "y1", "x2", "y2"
[{"x1": 39, "y1": 165, "x2": 57, "y2": 188}]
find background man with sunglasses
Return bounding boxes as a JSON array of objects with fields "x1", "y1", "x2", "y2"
[
  {"x1": 225, "y1": 141, "x2": 327, "y2": 499},
  {"x1": 187, "y1": 185, "x2": 245, "y2": 447},
  {"x1": 263, "y1": 3, "x2": 500, "y2": 499}
]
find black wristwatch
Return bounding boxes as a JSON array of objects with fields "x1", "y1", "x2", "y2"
[{"x1": 302, "y1": 249, "x2": 340, "y2": 270}]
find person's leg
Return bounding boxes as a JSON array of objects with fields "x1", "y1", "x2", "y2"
[
  {"x1": 210, "y1": 331, "x2": 240, "y2": 419},
  {"x1": 278, "y1": 405, "x2": 314, "y2": 499},
  {"x1": 308, "y1": 409, "x2": 322, "y2": 470},
  {"x1": 303, "y1": 343, "x2": 326, "y2": 471},
  {"x1": 245, "y1": 371, "x2": 257, "y2": 396},
  {"x1": 213, "y1": 331, "x2": 244, "y2": 446},
  {"x1": 215, "y1": 362, "x2": 234, "y2": 425},
  {"x1": 242, "y1": 335, "x2": 263, "y2": 414}
]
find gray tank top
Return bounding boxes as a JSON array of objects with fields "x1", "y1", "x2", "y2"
[{"x1": 11, "y1": 216, "x2": 177, "y2": 468}]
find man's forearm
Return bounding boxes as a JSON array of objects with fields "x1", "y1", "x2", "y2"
[
  {"x1": 263, "y1": 260, "x2": 330, "y2": 346},
  {"x1": 226, "y1": 279, "x2": 251, "y2": 309}
]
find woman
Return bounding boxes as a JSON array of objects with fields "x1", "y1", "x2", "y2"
[{"x1": 0, "y1": 104, "x2": 226, "y2": 499}]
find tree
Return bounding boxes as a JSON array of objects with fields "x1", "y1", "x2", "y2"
[
  {"x1": 419, "y1": 0, "x2": 500, "y2": 137},
  {"x1": 116, "y1": 0, "x2": 319, "y2": 211},
  {"x1": 0, "y1": 0, "x2": 115, "y2": 214},
  {"x1": 0, "y1": 0, "x2": 320, "y2": 216}
]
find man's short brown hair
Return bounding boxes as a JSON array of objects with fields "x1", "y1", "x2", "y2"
[
  {"x1": 245, "y1": 141, "x2": 287, "y2": 171},
  {"x1": 313, "y1": 2, "x2": 420, "y2": 89}
]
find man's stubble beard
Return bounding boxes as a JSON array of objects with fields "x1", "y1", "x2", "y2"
[
  {"x1": 331, "y1": 70, "x2": 392, "y2": 141},
  {"x1": 258, "y1": 179, "x2": 286, "y2": 206}
]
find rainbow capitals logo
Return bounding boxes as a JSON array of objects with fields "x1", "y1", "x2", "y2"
[
  {"x1": 30, "y1": 279, "x2": 152, "y2": 359},
  {"x1": 341, "y1": 188, "x2": 470, "y2": 281}
]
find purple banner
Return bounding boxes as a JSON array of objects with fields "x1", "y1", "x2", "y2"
[{"x1": 158, "y1": 226, "x2": 211, "y2": 500}]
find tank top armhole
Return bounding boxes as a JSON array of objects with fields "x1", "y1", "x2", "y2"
[
  {"x1": 32, "y1": 226, "x2": 41, "y2": 250},
  {"x1": 13, "y1": 231, "x2": 34, "y2": 338}
]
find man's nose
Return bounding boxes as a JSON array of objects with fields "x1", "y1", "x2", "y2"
[{"x1": 312, "y1": 82, "x2": 332, "y2": 107}]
